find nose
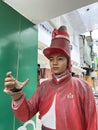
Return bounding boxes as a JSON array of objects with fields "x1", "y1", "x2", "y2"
[{"x1": 53, "y1": 58, "x2": 58, "y2": 64}]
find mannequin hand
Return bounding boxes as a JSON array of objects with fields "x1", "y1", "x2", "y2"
[{"x1": 4, "y1": 72, "x2": 29, "y2": 96}]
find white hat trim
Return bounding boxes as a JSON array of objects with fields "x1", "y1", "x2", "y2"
[{"x1": 55, "y1": 35, "x2": 69, "y2": 41}]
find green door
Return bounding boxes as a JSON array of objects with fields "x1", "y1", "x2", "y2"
[{"x1": 0, "y1": 1, "x2": 38, "y2": 130}]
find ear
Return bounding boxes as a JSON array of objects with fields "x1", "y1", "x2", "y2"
[{"x1": 66, "y1": 57, "x2": 69, "y2": 69}]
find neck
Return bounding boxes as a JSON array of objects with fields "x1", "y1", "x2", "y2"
[
  {"x1": 52, "y1": 70, "x2": 71, "y2": 84},
  {"x1": 52, "y1": 70, "x2": 69, "y2": 78}
]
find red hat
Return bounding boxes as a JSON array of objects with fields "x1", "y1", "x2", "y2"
[{"x1": 43, "y1": 25, "x2": 71, "y2": 72}]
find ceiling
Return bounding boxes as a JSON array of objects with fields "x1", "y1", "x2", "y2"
[
  {"x1": 51, "y1": 2, "x2": 98, "y2": 35},
  {"x1": 2, "y1": 0, "x2": 97, "y2": 23},
  {"x1": 2, "y1": 0, "x2": 98, "y2": 36},
  {"x1": 64, "y1": 2, "x2": 98, "y2": 34}
]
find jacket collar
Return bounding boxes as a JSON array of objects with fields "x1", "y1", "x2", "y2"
[{"x1": 52, "y1": 71, "x2": 72, "y2": 84}]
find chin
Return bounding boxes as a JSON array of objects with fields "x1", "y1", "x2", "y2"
[{"x1": 54, "y1": 72, "x2": 61, "y2": 75}]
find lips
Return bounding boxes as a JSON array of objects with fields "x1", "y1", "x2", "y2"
[{"x1": 52, "y1": 67, "x2": 59, "y2": 70}]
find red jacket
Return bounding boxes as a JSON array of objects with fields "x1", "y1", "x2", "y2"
[{"x1": 12, "y1": 74, "x2": 97, "y2": 130}]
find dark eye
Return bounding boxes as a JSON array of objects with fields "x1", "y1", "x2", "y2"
[
  {"x1": 49, "y1": 58, "x2": 53, "y2": 62},
  {"x1": 58, "y1": 57, "x2": 64, "y2": 60}
]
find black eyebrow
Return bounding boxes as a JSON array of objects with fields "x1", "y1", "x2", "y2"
[{"x1": 49, "y1": 54, "x2": 65, "y2": 58}]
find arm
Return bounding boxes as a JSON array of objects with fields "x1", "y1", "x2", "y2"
[
  {"x1": 4, "y1": 71, "x2": 44, "y2": 122},
  {"x1": 4, "y1": 71, "x2": 33, "y2": 122},
  {"x1": 83, "y1": 84, "x2": 97, "y2": 130},
  {"x1": 12, "y1": 87, "x2": 41, "y2": 122}
]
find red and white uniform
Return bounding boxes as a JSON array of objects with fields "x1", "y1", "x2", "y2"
[{"x1": 12, "y1": 73, "x2": 97, "y2": 130}]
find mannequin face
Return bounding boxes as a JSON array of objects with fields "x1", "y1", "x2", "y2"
[{"x1": 49, "y1": 54, "x2": 68, "y2": 75}]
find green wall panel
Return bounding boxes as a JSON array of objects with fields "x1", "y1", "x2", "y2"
[{"x1": 0, "y1": 1, "x2": 38, "y2": 130}]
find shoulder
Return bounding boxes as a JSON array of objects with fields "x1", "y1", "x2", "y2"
[
  {"x1": 71, "y1": 77, "x2": 94, "y2": 100},
  {"x1": 38, "y1": 79, "x2": 50, "y2": 91},
  {"x1": 72, "y1": 77, "x2": 90, "y2": 85},
  {"x1": 40, "y1": 79, "x2": 49, "y2": 86},
  {"x1": 72, "y1": 77, "x2": 89, "y2": 83},
  {"x1": 71, "y1": 77, "x2": 92, "y2": 91}
]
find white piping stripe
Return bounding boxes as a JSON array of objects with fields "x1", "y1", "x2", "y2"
[
  {"x1": 41, "y1": 94, "x2": 56, "y2": 129},
  {"x1": 55, "y1": 35, "x2": 69, "y2": 41}
]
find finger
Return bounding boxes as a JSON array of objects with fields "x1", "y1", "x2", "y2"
[
  {"x1": 4, "y1": 81, "x2": 15, "y2": 89},
  {"x1": 3, "y1": 88, "x2": 15, "y2": 95},
  {"x1": 23, "y1": 79, "x2": 29, "y2": 86},
  {"x1": 3, "y1": 87, "x2": 12, "y2": 94},
  {"x1": 17, "y1": 79, "x2": 29, "y2": 89},
  {"x1": 3, "y1": 88, "x2": 8, "y2": 93},
  {"x1": 3, "y1": 87, "x2": 10, "y2": 93},
  {"x1": 6, "y1": 71, "x2": 14, "y2": 78},
  {"x1": 5, "y1": 81, "x2": 15, "y2": 86},
  {"x1": 6, "y1": 71, "x2": 12, "y2": 76},
  {"x1": 5, "y1": 77, "x2": 15, "y2": 82}
]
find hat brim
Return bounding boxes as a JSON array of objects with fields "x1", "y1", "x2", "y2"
[{"x1": 43, "y1": 47, "x2": 68, "y2": 59}]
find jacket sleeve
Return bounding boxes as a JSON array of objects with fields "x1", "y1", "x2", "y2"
[
  {"x1": 12, "y1": 86, "x2": 42, "y2": 122},
  {"x1": 83, "y1": 82, "x2": 97, "y2": 130}
]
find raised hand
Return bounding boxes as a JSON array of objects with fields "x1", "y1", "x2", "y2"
[{"x1": 4, "y1": 72, "x2": 29, "y2": 100}]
